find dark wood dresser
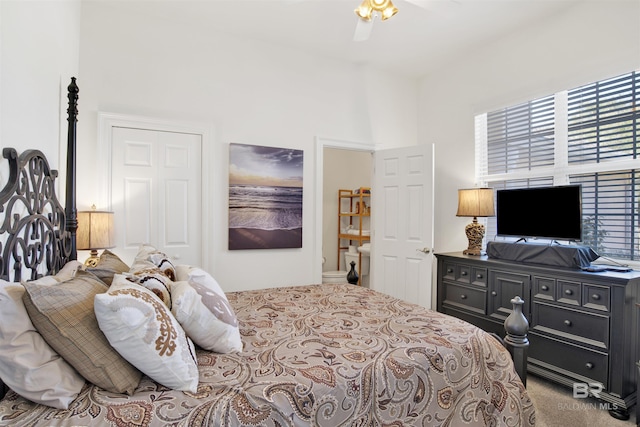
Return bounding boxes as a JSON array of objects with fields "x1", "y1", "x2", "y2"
[{"x1": 436, "y1": 251, "x2": 640, "y2": 419}]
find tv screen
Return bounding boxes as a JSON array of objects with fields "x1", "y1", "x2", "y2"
[{"x1": 496, "y1": 185, "x2": 582, "y2": 241}]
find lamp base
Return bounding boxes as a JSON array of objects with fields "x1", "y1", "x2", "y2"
[
  {"x1": 463, "y1": 218, "x2": 485, "y2": 256},
  {"x1": 84, "y1": 250, "x2": 100, "y2": 267},
  {"x1": 463, "y1": 248, "x2": 486, "y2": 256}
]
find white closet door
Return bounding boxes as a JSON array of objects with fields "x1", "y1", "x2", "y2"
[{"x1": 111, "y1": 127, "x2": 202, "y2": 266}]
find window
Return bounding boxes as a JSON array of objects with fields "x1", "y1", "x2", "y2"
[{"x1": 476, "y1": 70, "x2": 640, "y2": 261}]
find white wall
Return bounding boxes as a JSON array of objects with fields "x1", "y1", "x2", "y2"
[
  {"x1": 421, "y1": 0, "x2": 640, "y2": 255},
  {"x1": 77, "y1": 2, "x2": 418, "y2": 291},
  {"x1": 0, "y1": 0, "x2": 80, "y2": 173}
]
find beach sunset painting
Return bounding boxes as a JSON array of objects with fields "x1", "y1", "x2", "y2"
[{"x1": 228, "y1": 143, "x2": 303, "y2": 250}]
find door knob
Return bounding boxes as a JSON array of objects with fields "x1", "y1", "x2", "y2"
[{"x1": 417, "y1": 247, "x2": 431, "y2": 254}]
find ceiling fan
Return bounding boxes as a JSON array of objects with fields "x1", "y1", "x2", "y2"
[{"x1": 352, "y1": 0, "x2": 452, "y2": 42}]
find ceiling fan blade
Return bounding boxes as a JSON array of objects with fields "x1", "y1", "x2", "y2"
[
  {"x1": 353, "y1": 18, "x2": 374, "y2": 42},
  {"x1": 403, "y1": 0, "x2": 432, "y2": 9},
  {"x1": 404, "y1": 0, "x2": 460, "y2": 10}
]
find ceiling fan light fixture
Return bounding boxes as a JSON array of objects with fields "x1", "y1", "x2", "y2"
[
  {"x1": 355, "y1": 0, "x2": 374, "y2": 21},
  {"x1": 380, "y1": 3, "x2": 398, "y2": 20},
  {"x1": 355, "y1": 0, "x2": 397, "y2": 22}
]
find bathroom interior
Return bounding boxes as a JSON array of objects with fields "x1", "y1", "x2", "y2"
[{"x1": 322, "y1": 147, "x2": 372, "y2": 286}]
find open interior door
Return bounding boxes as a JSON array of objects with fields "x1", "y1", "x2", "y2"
[{"x1": 371, "y1": 144, "x2": 434, "y2": 308}]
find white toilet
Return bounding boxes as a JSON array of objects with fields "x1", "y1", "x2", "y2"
[
  {"x1": 322, "y1": 270, "x2": 348, "y2": 284},
  {"x1": 321, "y1": 256, "x2": 348, "y2": 284}
]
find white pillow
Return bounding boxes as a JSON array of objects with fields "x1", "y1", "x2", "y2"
[
  {"x1": 172, "y1": 265, "x2": 242, "y2": 353},
  {"x1": 28, "y1": 260, "x2": 82, "y2": 286},
  {"x1": 0, "y1": 278, "x2": 85, "y2": 409},
  {"x1": 94, "y1": 274, "x2": 199, "y2": 392}
]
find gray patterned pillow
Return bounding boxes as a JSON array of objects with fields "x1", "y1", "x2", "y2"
[{"x1": 22, "y1": 270, "x2": 142, "y2": 394}]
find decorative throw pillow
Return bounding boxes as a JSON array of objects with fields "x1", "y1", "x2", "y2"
[
  {"x1": 85, "y1": 249, "x2": 130, "y2": 286},
  {"x1": 22, "y1": 270, "x2": 142, "y2": 395},
  {"x1": 125, "y1": 266, "x2": 173, "y2": 308},
  {"x1": 94, "y1": 274, "x2": 199, "y2": 392},
  {"x1": 172, "y1": 265, "x2": 242, "y2": 353},
  {"x1": 0, "y1": 279, "x2": 85, "y2": 409},
  {"x1": 133, "y1": 244, "x2": 176, "y2": 281},
  {"x1": 30, "y1": 260, "x2": 83, "y2": 286}
]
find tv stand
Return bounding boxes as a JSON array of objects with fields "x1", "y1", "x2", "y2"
[{"x1": 436, "y1": 252, "x2": 640, "y2": 419}]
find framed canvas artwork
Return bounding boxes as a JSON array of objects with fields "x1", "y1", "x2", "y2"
[{"x1": 228, "y1": 143, "x2": 303, "y2": 250}]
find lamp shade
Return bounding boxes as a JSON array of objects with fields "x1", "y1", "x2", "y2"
[
  {"x1": 77, "y1": 210, "x2": 115, "y2": 250},
  {"x1": 456, "y1": 188, "x2": 495, "y2": 218}
]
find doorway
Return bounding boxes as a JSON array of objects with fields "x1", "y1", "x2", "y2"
[
  {"x1": 315, "y1": 138, "x2": 435, "y2": 308},
  {"x1": 322, "y1": 147, "x2": 373, "y2": 276}
]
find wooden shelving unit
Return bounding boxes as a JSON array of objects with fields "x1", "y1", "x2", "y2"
[{"x1": 338, "y1": 187, "x2": 370, "y2": 285}]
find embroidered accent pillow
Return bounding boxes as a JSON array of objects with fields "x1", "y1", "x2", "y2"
[
  {"x1": 172, "y1": 265, "x2": 242, "y2": 353},
  {"x1": 94, "y1": 274, "x2": 199, "y2": 392},
  {"x1": 125, "y1": 266, "x2": 173, "y2": 308},
  {"x1": 22, "y1": 270, "x2": 142, "y2": 395},
  {"x1": 133, "y1": 244, "x2": 176, "y2": 281},
  {"x1": 126, "y1": 245, "x2": 176, "y2": 307}
]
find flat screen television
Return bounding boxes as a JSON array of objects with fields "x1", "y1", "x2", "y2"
[{"x1": 496, "y1": 185, "x2": 582, "y2": 241}]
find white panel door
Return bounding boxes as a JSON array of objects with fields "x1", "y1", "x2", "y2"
[
  {"x1": 372, "y1": 144, "x2": 434, "y2": 308},
  {"x1": 112, "y1": 127, "x2": 202, "y2": 265}
]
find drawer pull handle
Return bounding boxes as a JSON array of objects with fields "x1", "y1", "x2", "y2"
[
  {"x1": 447, "y1": 268, "x2": 453, "y2": 274},
  {"x1": 565, "y1": 289, "x2": 573, "y2": 296},
  {"x1": 460, "y1": 294, "x2": 467, "y2": 300},
  {"x1": 585, "y1": 362, "x2": 594, "y2": 370},
  {"x1": 491, "y1": 291, "x2": 497, "y2": 296},
  {"x1": 476, "y1": 274, "x2": 483, "y2": 279},
  {"x1": 564, "y1": 320, "x2": 572, "y2": 327},
  {"x1": 592, "y1": 294, "x2": 601, "y2": 300},
  {"x1": 541, "y1": 285, "x2": 549, "y2": 291},
  {"x1": 461, "y1": 271, "x2": 468, "y2": 276}
]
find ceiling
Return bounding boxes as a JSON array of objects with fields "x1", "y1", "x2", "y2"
[{"x1": 105, "y1": 0, "x2": 586, "y2": 78}]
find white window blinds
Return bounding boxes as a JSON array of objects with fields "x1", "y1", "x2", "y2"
[
  {"x1": 477, "y1": 70, "x2": 640, "y2": 261},
  {"x1": 568, "y1": 72, "x2": 639, "y2": 164}
]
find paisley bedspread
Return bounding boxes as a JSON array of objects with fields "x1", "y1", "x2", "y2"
[{"x1": 0, "y1": 284, "x2": 535, "y2": 426}]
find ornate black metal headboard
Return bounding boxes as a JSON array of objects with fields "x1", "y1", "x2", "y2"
[{"x1": 0, "y1": 78, "x2": 78, "y2": 282}]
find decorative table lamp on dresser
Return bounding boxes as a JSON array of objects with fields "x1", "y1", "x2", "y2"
[
  {"x1": 456, "y1": 188, "x2": 495, "y2": 255},
  {"x1": 77, "y1": 206, "x2": 115, "y2": 267}
]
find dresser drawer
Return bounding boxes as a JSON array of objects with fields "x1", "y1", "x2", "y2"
[
  {"x1": 582, "y1": 283, "x2": 610, "y2": 312},
  {"x1": 533, "y1": 276, "x2": 555, "y2": 301},
  {"x1": 442, "y1": 261, "x2": 456, "y2": 281},
  {"x1": 529, "y1": 334, "x2": 608, "y2": 385},
  {"x1": 442, "y1": 283, "x2": 486, "y2": 315},
  {"x1": 442, "y1": 262, "x2": 486, "y2": 287},
  {"x1": 558, "y1": 280, "x2": 581, "y2": 306},
  {"x1": 471, "y1": 267, "x2": 487, "y2": 287},
  {"x1": 532, "y1": 302, "x2": 609, "y2": 350}
]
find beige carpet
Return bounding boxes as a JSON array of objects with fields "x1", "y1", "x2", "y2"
[{"x1": 527, "y1": 374, "x2": 636, "y2": 426}]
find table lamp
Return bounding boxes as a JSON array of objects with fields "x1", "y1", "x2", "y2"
[
  {"x1": 77, "y1": 206, "x2": 115, "y2": 267},
  {"x1": 456, "y1": 188, "x2": 495, "y2": 255}
]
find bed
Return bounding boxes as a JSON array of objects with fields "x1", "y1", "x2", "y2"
[{"x1": 0, "y1": 79, "x2": 535, "y2": 426}]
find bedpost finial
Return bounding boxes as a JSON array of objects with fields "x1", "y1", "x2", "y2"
[
  {"x1": 505, "y1": 296, "x2": 529, "y2": 337},
  {"x1": 68, "y1": 77, "x2": 79, "y2": 94},
  {"x1": 67, "y1": 77, "x2": 79, "y2": 124}
]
